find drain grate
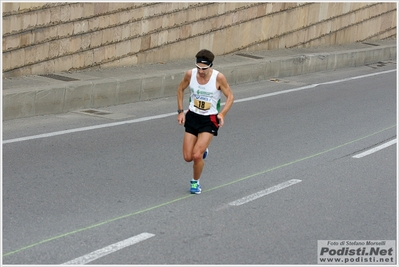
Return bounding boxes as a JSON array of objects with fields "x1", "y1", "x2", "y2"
[
  {"x1": 235, "y1": 53, "x2": 264, "y2": 59},
  {"x1": 376, "y1": 61, "x2": 386, "y2": 67},
  {"x1": 362, "y1": 42, "x2": 380, "y2": 47},
  {"x1": 74, "y1": 109, "x2": 134, "y2": 120},
  {"x1": 80, "y1": 109, "x2": 112, "y2": 116},
  {"x1": 39, "y1": 74, "x2": 79, "y2": 81}
]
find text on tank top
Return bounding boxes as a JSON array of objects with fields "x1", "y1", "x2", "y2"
[{"x1": 188, "y1": 68, "x2": 222, "y2": 115}]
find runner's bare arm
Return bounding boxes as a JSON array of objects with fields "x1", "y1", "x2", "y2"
[
  {"x1": 216, "y1": 72, "x2": 234, "y2": 127},
  {"x1": 177, "y1": 70, "x2": 192, "y2": 125}
]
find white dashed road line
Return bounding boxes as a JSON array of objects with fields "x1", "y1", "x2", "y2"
[
  {"x1": 61, "y1": 233, "x2": 155, "y2": 265},
  {"x1": 352, "y1": 139, "x2": 396, "y2": 158},
  {"x1": 228, "y1": 179, "x2": 302, "y2": 206}
]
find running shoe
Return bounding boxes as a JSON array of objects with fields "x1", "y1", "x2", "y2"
[
  {"x1": 190, "y1": 180, "x2": 201, "y2": 194},
  {"x1": 203, "y1": 148, "x2": 209, "y2": 159}
]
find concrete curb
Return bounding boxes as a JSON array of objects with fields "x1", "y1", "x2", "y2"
[{"x1": 3, "y1": 41, "x2": 396, "y2": 121}]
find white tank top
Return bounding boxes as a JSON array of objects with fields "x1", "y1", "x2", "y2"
[{"x1": 188, "y1": 68, "x2": 222, "y2": 115}]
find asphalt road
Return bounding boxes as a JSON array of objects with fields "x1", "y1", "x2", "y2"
[{"x1": 2, "y1": 61, "x2": 397, "y2": 265}]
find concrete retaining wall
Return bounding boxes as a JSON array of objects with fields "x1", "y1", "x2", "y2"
[{"x1": 2, "y1": 2, "x2": 396, "y2": 78}]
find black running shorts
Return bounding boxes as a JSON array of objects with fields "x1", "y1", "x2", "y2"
[{"x1": 184, "y1": 110, "x2": 219, "y2": 136}]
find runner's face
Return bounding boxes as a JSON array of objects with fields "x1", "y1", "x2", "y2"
[{"x1": 196, "y1": 63, "x2": 211, "y2": 77}]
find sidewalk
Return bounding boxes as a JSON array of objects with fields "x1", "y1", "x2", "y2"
[{"x1": 2, "y1": 39, "x2": 396, "y2": 121}]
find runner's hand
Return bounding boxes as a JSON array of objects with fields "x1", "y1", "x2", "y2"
[
  {"x1": 177, "y1": 113, "x2": 185, "y2": 125},
  {"x1": 217, "y1": 114, "x2": 224, "y2": 127}
]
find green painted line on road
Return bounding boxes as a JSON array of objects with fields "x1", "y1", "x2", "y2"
[{"x1": 3, "y1": 124, "x2": 396, "y2": 258}]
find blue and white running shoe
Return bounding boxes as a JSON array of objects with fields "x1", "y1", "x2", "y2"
[
  {"x1": 203, "y1": 148, "x2": 209, "y2": 159},
  {"x1": 190, "y1": 180, "x2": 201, "y2": 194}
]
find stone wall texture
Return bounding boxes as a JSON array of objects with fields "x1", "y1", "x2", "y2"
[{"x1": 2, "y1": 2, "x2": 397, "y2": 78}]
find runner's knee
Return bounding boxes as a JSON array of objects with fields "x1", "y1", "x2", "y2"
[
  {"x1": 183, "y1": 153, "x2": 193, "y2": 162},
  {"x1": 192, "y1": 151, "x2": 203, "y2": 161}
]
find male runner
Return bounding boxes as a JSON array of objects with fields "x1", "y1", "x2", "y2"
[{"x1": 177, "y1": 49, "x2": 234, "y2": 194}]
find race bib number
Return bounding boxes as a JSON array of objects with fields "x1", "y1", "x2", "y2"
[{"x1": 194, "y1": 99, "x2": 211, "y2": 110}]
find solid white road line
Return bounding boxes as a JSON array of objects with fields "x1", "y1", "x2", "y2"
[
  {"x1": 233, "y1": 69, "x2": 395, "y2": 103},
  {"x1": 3, "y1": 113, "x2": 174, "y2": 144},
  {"x1": 228, "y1": 179, "x2": 302, "y2": 206},
  {"x1": 3, "y1": 69, "x2": 395, "y2": 145},
  {"x1": 61, "y1": 232, "x2": 155, "y2": 265},
  {"x1": 352, "y1": 139, "x2": 397, "y2": 158}
]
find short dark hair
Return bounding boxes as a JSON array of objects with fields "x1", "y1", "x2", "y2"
[{"x1": 195, "y1": 49, "x2": 215, "y2": 63}]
